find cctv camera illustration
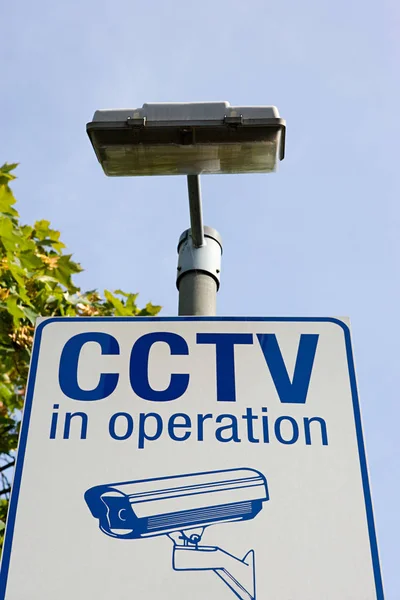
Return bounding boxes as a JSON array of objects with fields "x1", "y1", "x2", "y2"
[{"x1": 85, "y1": 467, "x2": 269, "y2": 600}]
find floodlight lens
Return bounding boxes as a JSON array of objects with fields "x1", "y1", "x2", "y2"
[{"x1": 99, "y1": 139, "x2": 280, "y2": 176}]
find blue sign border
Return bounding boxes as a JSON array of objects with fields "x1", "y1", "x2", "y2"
[{"x1": 0, "y1": 317, "x2": 384, "y2": 599}]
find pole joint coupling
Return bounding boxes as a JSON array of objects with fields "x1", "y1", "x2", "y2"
[{"x1": 176, "y1": 226, "x2": 222, "y2": 290}]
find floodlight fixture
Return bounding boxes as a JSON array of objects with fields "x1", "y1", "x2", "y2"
[
  {"x1": 87, "y1": 102, "x2": 285, "y2": 177},
  {"x1": 86, "y1": 101, "x2": 286, "y2": 316}
]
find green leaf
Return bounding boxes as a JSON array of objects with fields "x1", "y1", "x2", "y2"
[
  {"x1": 0, "y1": 217, "x2": 34, "y2": 253},
  {"x1": 33, "y1": 220, "x2": 65, "y2": 252},
  {"x1": 0, "y1": 382, "x2": 13, "y2": 403},
  {"x1": 19, "y1": 251, "x2": 43, "y2": 271},
  {"x1": 104, "y1": 290, "x2": 130, "y2": 316},
  {"x1": 52, "y1": 254, "x2": 82, "y2": 291},
  {"x1": 34, "y1": 219, "x2": 51, "y2": 234},
  {"x1": 114, "y1": 290, "x2": 138, "y2": 301},
  {"x1": 0, "y1": 163, "x2": 18, "y2": 175},
  {"x1": 0, "y1": 163, "x2": 18, "y2": 187},
  {"x1": 111, "y1": 290, "x2": 142, "y2": 314},
  {"x1": 139, "y1": 302, "x2": 162, "y2": 316},
  {"x1": 38, "y1": 238, "x2": 65, "y2": 249},
  {"x1": 0, "y1": 216, "x2": 15, "y2": 242},
  {"x1": 6, "y1": 296, "x2": 25, "y2": 328},
  {"x1": 21, "y1": 306, "x2": 38, "y2": 325},
  {"x1": 0, "y1": 186, "x2": 18, "y2": 217}
]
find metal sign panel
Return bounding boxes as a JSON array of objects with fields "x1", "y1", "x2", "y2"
[{"x1": 0, "y1": 317, "x2": 384, "y2": 599}]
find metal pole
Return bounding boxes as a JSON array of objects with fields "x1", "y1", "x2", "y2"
[
  {"x1": 177, "y1": 176, "x2": 222, "y2": 316},
  {"x1": 178, "y1": 271, "x2": 218, "y2": 316},
  {"x1": 187, "y1": 175, "x2": 205, "y2": 248}
]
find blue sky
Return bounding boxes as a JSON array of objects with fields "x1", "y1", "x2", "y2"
[{"x1": 2, "y1": 0, "x2": 399, "y2": 595}]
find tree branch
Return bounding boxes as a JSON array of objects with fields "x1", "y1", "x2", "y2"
[{"x1": 0, "y1": 460, "x2": 15, "y2": 474}]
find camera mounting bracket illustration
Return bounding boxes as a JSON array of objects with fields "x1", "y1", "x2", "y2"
[{"x1": 84, "y1": 467, "x2": 269, "y2": 600}]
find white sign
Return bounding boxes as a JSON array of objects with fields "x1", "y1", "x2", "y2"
[{"x1": 0, "y1": 317, "x2": 384, "y2": 599}]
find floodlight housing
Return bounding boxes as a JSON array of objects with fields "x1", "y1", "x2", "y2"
[{"x1": 87, "y1": 102, "x2": 285, "y2": 176}]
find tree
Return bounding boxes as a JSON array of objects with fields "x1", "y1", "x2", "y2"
[{"x1": 0, "y1": 163, "x2": 161, "y2": 550}]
